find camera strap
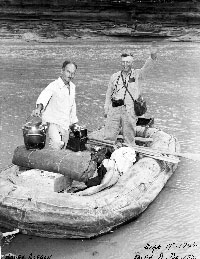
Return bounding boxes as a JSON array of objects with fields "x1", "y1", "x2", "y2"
[{"x1": 121, "y1": 72, "x2": 134, "y2": 102}]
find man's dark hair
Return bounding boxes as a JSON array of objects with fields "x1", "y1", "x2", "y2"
[
  {"x1": 62, "y1": 60, "x2": 77, "y2": 70},
  {"x1": 121, "y1": 53, "x2": 133, "y2": 58}
]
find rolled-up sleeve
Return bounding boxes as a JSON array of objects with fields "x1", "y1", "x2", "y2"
[
  {"x1": 137, "y1": 56, "x2": 156, "y2": 80},
  {"x1": 36, "y1": 83, "x2": 54, "y2": 109}
]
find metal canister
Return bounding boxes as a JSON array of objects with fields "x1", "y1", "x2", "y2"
[{"x1": 22, "y1": 119, "x2": 47, "y2": 150}]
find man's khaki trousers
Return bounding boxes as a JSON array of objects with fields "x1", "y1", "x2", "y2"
[
  {"x1": 48, "y1": 123, "x2": 69, "y2": 150},
  {"x1": 104, "y1": 105, "x2": 136, "y2": 145}
]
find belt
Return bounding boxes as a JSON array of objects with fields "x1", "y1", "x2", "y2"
[{"x1": 112, "y1": 99, "x2": 124, "y2": 107}]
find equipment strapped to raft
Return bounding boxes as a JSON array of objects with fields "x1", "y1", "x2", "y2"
[{"x1": 0, "y1": 121, "x2": 180, "y2": 239}]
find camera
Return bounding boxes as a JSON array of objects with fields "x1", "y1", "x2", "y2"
[{"x1": 66, "y1": 125, "x2": 87, "y2": 152}]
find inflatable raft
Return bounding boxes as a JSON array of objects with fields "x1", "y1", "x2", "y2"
[{"x1": 0, "y1": 124, "x2": 180, "y2": 239}]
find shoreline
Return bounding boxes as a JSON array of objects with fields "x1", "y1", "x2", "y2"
[
  {"x1": 1, "y1": 25, "x2": 200, "y2": 44},
  {"x1": 0, "y1": 2, "x2": 200, "y2": 43},
  {"x1": 0, "y1": 35, "x2": 200, "y2": 44}
]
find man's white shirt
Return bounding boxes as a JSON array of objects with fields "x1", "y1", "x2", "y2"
[{"x1": 36, "y1": 77, "x2": 78, "y2": 130}]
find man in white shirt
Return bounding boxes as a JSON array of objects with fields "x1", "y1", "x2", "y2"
[
  {"x1": 104, "y1": 42, "x2": 157, "y2": 145},
  {"x1": 32, "y1": 60, "x2": 78, "y2": 150}
]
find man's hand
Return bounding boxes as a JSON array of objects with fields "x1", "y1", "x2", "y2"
[
  {"x1": 31, "y1": 108, "x2": 41, "y2": 117},
  {"x1": 70, "y1": 123, "x2": 79, "y2": 131},
  {"x1": 150, "y1": 41, "x2": 158, "y2": 60},
  {"x1": 31, "y1": 104, "x2": 43, "y2": 117}
]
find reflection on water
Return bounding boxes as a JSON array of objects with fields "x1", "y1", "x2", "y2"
[{"x1": 0, "y1": 41, "x2": 200, "y2": 258}]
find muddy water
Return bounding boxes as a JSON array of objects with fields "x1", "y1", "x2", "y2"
[{"x1": 0, "y1": 40, "x2": 200, "y2": 258}]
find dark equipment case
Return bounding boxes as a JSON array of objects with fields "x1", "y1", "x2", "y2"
[
  {"x1": 136, "y1": 117, "x2": 154, "y2": 127},
  {"x1": 66, "y1": 126, "x2": 87, "y2": 152}
]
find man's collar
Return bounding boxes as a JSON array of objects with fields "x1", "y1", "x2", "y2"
[
  {"x1": 59, "y1": 76, "x2": 70, "y2": 87},
  {"x1": 121, "y1": 70, "x2": 132, "y2": 78}
]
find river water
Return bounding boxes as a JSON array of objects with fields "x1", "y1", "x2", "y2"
[{"x1": 0, "y1": 39, "x2": 200, "y2": 258}]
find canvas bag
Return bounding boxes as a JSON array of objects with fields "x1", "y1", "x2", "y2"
[
  {"x1": 121, "y1": 73, "x2": 147, "y2": 116},
  {"x1": 133, "y1": 94, "x2": 147, "y2": 116}
]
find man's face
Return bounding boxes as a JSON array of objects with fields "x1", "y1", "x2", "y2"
[
  {"x1": 121, "y1": 56, "x2": 133, "y2": 73},
  {"x1": 62, "y1": 63, "x2": 76, "y2": 83}
]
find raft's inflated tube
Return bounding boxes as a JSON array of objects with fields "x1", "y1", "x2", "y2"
[{"x1": 12, "y1": 145, "x2": 93, "y2": 182}]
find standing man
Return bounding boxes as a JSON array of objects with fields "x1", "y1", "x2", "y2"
[
  {"x1": 32, "y1": 60, "x2": 78, "y2": 150},
  {"x1": 104, "y1": 42, "x2": 157, "y2": 145}
]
